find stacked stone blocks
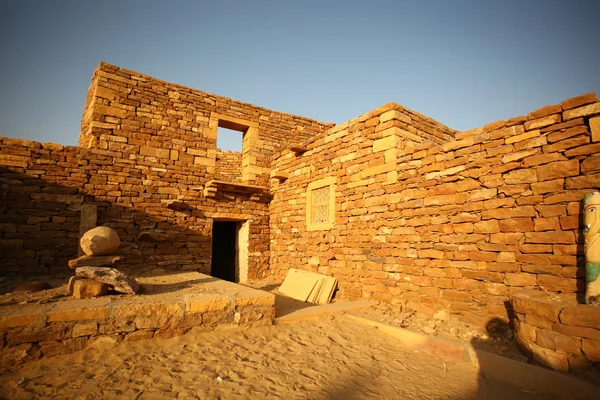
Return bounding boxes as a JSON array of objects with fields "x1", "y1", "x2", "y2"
[{"x1": 512, "y1": 289, "x2": 600, "y2": 372}]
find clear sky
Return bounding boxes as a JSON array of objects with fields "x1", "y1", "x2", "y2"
[{"x1": 0, "y1": 0, "x2": 599, "y2": 148}]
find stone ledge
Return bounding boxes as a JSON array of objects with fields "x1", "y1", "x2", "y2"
[{"x1": 0, "y1": 272, "x2": 275, "y2": 367}]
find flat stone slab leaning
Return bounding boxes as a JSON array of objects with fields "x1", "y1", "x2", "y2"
[{"x1": 75, "y1": 267, "x2": 139, "y2": 294}]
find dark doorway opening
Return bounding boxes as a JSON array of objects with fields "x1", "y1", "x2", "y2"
[{"x1": 211, "y1": 221, "x2": 238, "y2": 282}]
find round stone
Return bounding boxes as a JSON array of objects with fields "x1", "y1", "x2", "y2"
[{"x1": 80, "y1": 226, "x2": 121, "y2": 256}]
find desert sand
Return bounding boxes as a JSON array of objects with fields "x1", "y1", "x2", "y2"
[{"x1": 0, "y1": 314, "x2": 549, "y2": 400}]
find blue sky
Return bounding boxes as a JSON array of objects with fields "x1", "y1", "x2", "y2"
[{"x1": 0, "y1": 0, "x2": 599, "y2": 148}]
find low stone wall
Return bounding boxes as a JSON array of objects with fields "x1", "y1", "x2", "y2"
[
  {"x1": 0, "y1": 273, "x2": 275, "y2": 367},
  {"x1": 512, "y1": 289, "x2": 600, "y2": 373}
]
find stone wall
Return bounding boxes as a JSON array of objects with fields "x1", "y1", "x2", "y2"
[
  {"x1": 1, "y1": 62, "x2": 334, "y2": 278},
  {"x1": 215, "y1": 151, "x2": 242, "y2": 182},
  {"x1": 80, "y1": 62, "x2": 334, "y2": 186},
  {"x1": 512, "y1": 289, "x2": 600, "y2": 373},
  {"x1": 270, "y1": 93, "x2": 600, "y2": 325},
  {"x1": 3, "y1": 60, "x2": 600, "y2": 331},
  {"x1": 0, "y1": 137, "x2": 270, "y2": 277}
]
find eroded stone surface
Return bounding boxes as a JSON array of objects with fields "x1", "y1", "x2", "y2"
[
  {"x1": 68, "y1": 255, "x2": 124, "y2": 270},
  {"x1": 511, "y1": 290, "x2": 563, "y2": 322},
  {"x1": 0, "y1": 272, "x2": 276, "y2": 365},
  {"x1": 75, "y1": 267, "x2": 139, "y2": 294},
  {"x1": 71, "y1": 279, "x2": 110, "y2": 299},
  {"x1": 560, "y1": 306, "x2": 600, "y2": 330},
  {"x1": 46, "y1": 298, "x2": 111, "y2": 322}
]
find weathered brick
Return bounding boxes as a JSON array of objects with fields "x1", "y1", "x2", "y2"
[
  {"x1": 536, "y1": 328, "x2": 582, "y2": 354},
  {"x1": 582, "y1": 339, "x2": 600, "y2": 362},
  {"x1": 520, "y1": 243, "x2": 552, "y2": 253},
  {"x1": 530, "y1": 179, "x2": 564, "y2": 195},
  {"x1": 524, "y1": 114, "x2": 561, "y2": 130},
  {"x1": 473, "y1": 220, "x2": 500, "y2": 234},
  {"x1": 7, "y1": 325, "x2": 69, "y2": 345},
  {"x1": 565, "y1": 174, "x2": 600, "y2": 189},
  {"x1": 536, "y1": 205, "x2": 566, "y2": 218},
  {"x1": 526, "y1": 314, "x2": 553, "y2": 330},
  {"x1": 553, "y1": 323, "x2": 600, "y2": 341},
  {"x1": 503, "y1": 169, "x2": 537, "y2": 184},
  {"x1": 581, "y1": 156, "x2": 600, "y2": 173},
  {"x1": 543, "y1": 136, "x2": 590, "y2": 153},
  {"x1": 505, "y1": 129, "x2": 539, "y2": 145},
  {"x1": 546, "y1": 125, "x2": 588, "y2": 143},
  {"x1": 591, "y1": 116, "x2": 600, "y2": 143},
  {"x1": 516, "y1": 320, "x2": 537, "y2": 342},
  {"x1": 531, "y1": 342, "x2": 569, "y2": 372},
  {"x1": 538, "y1": 275, "x2": 578, "y2": 293},
  {"x1": 498, "y1": 218, "x2": 533, "y2": 232},
  {"x1": 505, "y1": 273, "x2": 537, "y2": 287},
  {"x1": 512, "y1": 290, "x2": 563, "y2": 322},
  {"x1": 528, "y1": 104, "x2": 562, "y2": 120},
  {"x1": 535, "y1": 160, "x2": 579, "y2": 181},
  {"x1": 563, "y1": 102, "x2": 600, "y2": 120},
  {"x1": 560, "y1": 93, "x2": 597, "y2": 110},
  {"x1": 560, "y1": 306, "x2": 600, "y2": 330}
]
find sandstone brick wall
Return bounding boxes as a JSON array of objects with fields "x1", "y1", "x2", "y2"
[
  {"x1": 215, "y1": 151, "x2": 242, "y2": 182},
  {"x1": 1, "y1": 62, "x2": 338, "y2": 278},
  {"x1": 80, "y1": 62, "x2": 334, "y2": 186},
  {"x1": 269, "y1": 93, "x2": 600, "y2": 326},
  {"x1": 0, "y1": 137, "x2": 270, "y2": 278},
  {"x1": 512, "y1": 289, "x2": 600, "y2": 373}
]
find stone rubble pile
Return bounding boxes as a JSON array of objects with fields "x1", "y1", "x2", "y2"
[{"x1": 67, "y1": 226, "x2": 138, "y2": 299}]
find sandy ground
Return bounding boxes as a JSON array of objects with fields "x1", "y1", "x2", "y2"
[{"x1": 0, "y1": 315, "x2": 550, "y2": 400}]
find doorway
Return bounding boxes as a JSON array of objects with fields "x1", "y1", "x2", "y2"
[{"x1": 210, "y1": 220, "x2": 249, "y2": 283}]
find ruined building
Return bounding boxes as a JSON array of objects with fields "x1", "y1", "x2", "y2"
[{"x1": 1, "y1": 63, "x2": 600, "y2": 368}]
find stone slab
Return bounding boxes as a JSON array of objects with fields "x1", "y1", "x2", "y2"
[
  {"x1": 277, "y1": 300, "x2": 372, "y2": 322},
  {"x1": 46, "y1": 298, "x2": 111, "y2": 322}
]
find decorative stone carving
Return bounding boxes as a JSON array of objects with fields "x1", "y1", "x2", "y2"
[
  {"x1": 584, "y1": 191, "x2": 600, "y2": 305},
  {"x1": 80, "y1": 226, "x2": 120, "y2": 256},
  {"x1": 312, "y1": 187, "x2": 330, "y2": 224}
]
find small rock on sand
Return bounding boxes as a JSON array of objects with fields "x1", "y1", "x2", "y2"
[{"x1": 69, "y1": 277, "x2": 110, "y2": 299}]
